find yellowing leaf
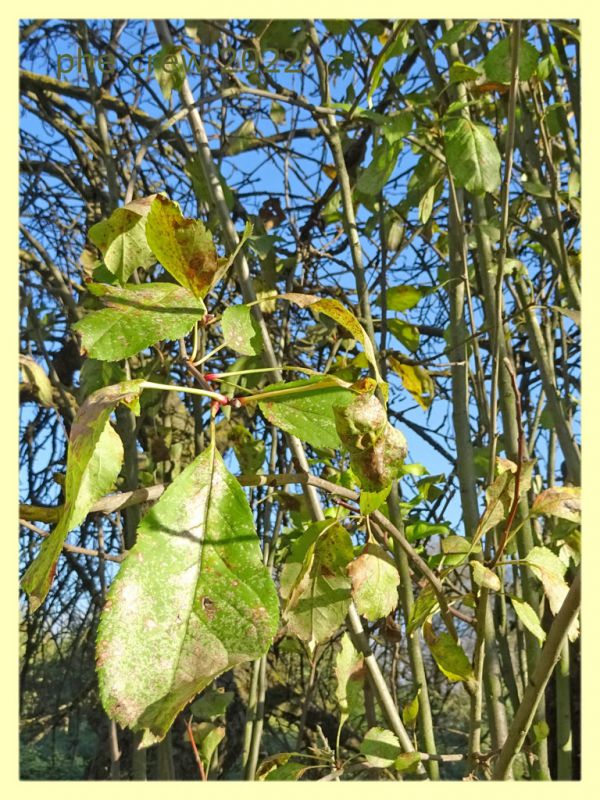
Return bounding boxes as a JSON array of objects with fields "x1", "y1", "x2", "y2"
[
  {"x1": 531, "y1": 486, "x2": 581, "y2": 523},
  {"x1": 389, "y1": 357, "x2": 434, "y2": 409}
]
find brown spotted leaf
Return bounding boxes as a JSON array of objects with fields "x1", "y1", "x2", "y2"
[
  {"x1": 97, "y1": 442, "x2": 279, "y2": 746},
  {"x1": 145, "y1": 194, "x2": 221, "y2": 298}
]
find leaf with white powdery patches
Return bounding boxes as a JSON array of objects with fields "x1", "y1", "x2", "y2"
[
  {"x1": 97, "y1": 443, "x2": 279, "y2": 746},
  {"x1": 21, "y1": 381, "x2": 143, "y2": 610},
  {"x1": 221, "y1": 304, "x2": 264, "y2": 356},
  {"x1": 73, "y1": 283, "x2": 206, "y2": 361},
  {"x1": 258, "y1": 377, "x2": 355, "y2": 449}
]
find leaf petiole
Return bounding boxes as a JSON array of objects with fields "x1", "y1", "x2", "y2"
[{"x1": 140, "y1": 380, "x2": 228, "y2": 404}]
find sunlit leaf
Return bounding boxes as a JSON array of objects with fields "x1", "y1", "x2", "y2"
[
  {"x1": 389, "y1": 357, "x2": 434, "y2": 410},
  {"x1": 483, "y1": 38, "x2": 540, "y2": 84},
  {"x1": 73, "y1": 282, "x2": 206, "y2": 361},
  {"x1": 531, "y1": 486, "x2": 581, "y2": 523},
  {"x1": 221, "y1": 304, "x2": 264, "y2": 356},
  {"x1": 19, "y1": 355, "x2": 53, "y2": 406},
  {"x1": 360, "y1": 727, "x2": 401, "y2": 768},
  {"x1": 89, "y1": 197, "x2": 157, "y2": 283},
  {"x1": 97, "y1": 443, "x2": 279, "y2": 746},
  {"x1": 509, "y1": 596, "x2": 546, "y2": 645}
]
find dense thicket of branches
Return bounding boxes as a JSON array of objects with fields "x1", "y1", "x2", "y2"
[{"x1": 19, "y1": 19, "x2": 580, "y2": 780}]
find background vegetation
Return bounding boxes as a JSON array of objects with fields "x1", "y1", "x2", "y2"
[{"x1": 19, "y1": 18, "x2": 580, "y2": 780}]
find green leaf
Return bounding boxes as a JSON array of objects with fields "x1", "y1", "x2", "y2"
[
  {"x1": 449, "y1": 61, "x2": 481, "y2": 83},
  {"x1": 423, "y1": 622, "x2": 474, "y2": 682},
  {"x1": 154, "y1": 45, "x2": 186, "y2": 100},
  {"x1": 533, "y1": 720, "x2": 550, "y2": 743},
  {"x1": 348, "y1": 543, "x2": 400, "y2": 621},
  {"x1": 509, "y1": 596, "x2": 546, "y2": 645},
  {"x1": 523, "y1": 180, "x2": 552, "y2": 198},
  {"x1": 483, "y1": 38, "x2": 540, "y2": 84},
  {"x1": 280, "y1": 522, "x2": 353, "y2": 645},
  {"x1": 531, "y1": 486, "x2": 581, "y2": 523},
  {"x1": 335, "y1": 633, "x2": 365, "y2": 728},
  {"x1": 418, "y1": 183, "x2": 437, "y2": 223},
  {"x1": 190, "y1": 689, "x2": 234, "y2": 720},
  {"x1": 19, "y1": 355, "x2": 53, "y2": 406},
  {"x1": 402, "y1": 689, "x2": 420, "y2": 727},
  {"x1": 269, "y1": 101, "x2": 286, "y2": 125},
  {"x1": 470, "y1": 560, "x2": 502, "y2": 592},
  {"x1": 394, "y1": 752, "x2": 422, "y2": 772},
  {"x1": 360, "y1": 484, "x2": 392, "y2": 515},
  {"x1": 185, "y1": 155, "x2": 235, "y2": 212},
  {"x1": 264, "y1": 762, "x2": 308, "y2": 781},
  {"x1": 191, "y1": 721, "x2": 225, "y2": 770},
  {"x1": 145, "y1": 194, "x2": 222, "y2": 299},
  {"x1": 97, "y1": 443, "x2": 279, "y2": 746},
  {"x1": 378, "y1": 285, "x2": 427, "y2": 312},
  {"x1": 73, "y1": 282, "x2": 206, "y2": 361},
  {"x1": 360, "y1": 727, "x2": 401, "y2": 768},
  {"x1": 258, "y1": 377, "x2": 355, "y2": 449},
  {"x1": 389, "y1": 357, "x2": 435, "y2": 410},
  {"x1": 22, "y1": 381, "x2": 143, "y2": 610},
  {"x1": 221, "y1": 304, "x2": 264, "y2": 356},
  {"x1": 357, "y1": 139, "x2": 402, "y2": 195},
  {"x1": 225, "y1": 119, "x2": 257, "y2": 155},
  {"x1": 435, "y1": 21, "x2": 478, "y2": 49},
  {"x1": 444, "y1": 117, "x2": 501, "y2": 195},
  {"x1": 380, "y1": 111, "x2": 413, "y2": 145},
  {"x1": 405, "y1": 519, "x2": 451, "y2": 542},
  {"x1": 387, "y1": 319, "x2": 421, "y2": 353},
  {"x1": 89, "y1": 198, "x2": 157, "y2": 283},
  {"x1": 407, "y1": 585, "x2": 439, "y2": 634}
]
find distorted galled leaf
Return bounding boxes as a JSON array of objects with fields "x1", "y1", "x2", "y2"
[
  {"x1": 97, "y1": 443, "x2": 279, "y2": 746},
  {"x1": 73, "y1": 282, "x2": 206, "y2": 361},
  {"x1": 335, "y1": 633, "x2": 365, "y2": 728},
  {"x1": 282, "y1": 293, "x2": 382, "y2": 384},
  {"x1": 470, "y1": 560, "x2": 502, "y2": 592},
  {"x1": 190, "y1": 688, "x2": 234, "y2": 720},
  {"x1": 531, "y1": 486, "x2": 581, "y2": 523},
  {"x1": 258, "y1": 377, "x2": 355, "y2": 449},
  {"x1": 389, "y1": 357, "x2": 434, "y2": 410},
  {"x1": 510, "y1": 596, "x2": 546, "y2": 645},
  {"x1": 334, "y1": 393, "x2": 408, "y2": 491},
  {"x1": 279, "y1": 522, "x2": 353, "y2": 645},
  {"x1": 348, "y1": 543, "x2": 400, "y2": 621},
  {"x1": 360, "y1": 727, "x2": 401, "y2": 768},
  {"x1": 423, "y1": 621, "x2": 474, "y2": 682},
  {"x1": 483, "y1": 37, "x2": 539, "y2": 84},
  {"x1": 22, "y1": 381, "x2": 143, "y2": 610},
  {"x1": 525, "y1": 546, "x2": 578, "y2": 641},
  {"x1": 221, "y1": 304, "x2": 264, "y2": 356},
  {"x1": 444, "y1": 117, "x2": 501, "y2": 195},
  {"x1": 89, "y1": 198, "x2": 156, "y2": 283},
  {"x1": 145, "y1": 194, "x2": 221, "y2": 299},
  {"x1": 19, "y1": 355, "x2": 53, "y2": 406}
]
